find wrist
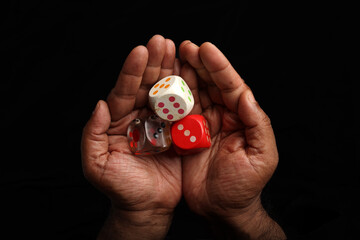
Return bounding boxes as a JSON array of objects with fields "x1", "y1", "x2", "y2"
[
  {"x1": 208, "y1": 198, "x2": 286, "y2": 240},
  {"x1": 112, "y1": 205, "x2": 174, "y2": 226},
  {"x1": 97, "y1": 206, "x2": 174, "y2": 240}
]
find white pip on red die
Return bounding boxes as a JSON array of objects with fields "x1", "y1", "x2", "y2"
[
  {"x1": 171, "y1": 115, "x2": 211, "y2": 150},
  {"x1": 149, "y1": 75, "x2": 194, "y2": 122}
]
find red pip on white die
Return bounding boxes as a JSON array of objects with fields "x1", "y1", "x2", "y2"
[{"x1": 171, "y1": 115, "x2": 211, "y2": 150}]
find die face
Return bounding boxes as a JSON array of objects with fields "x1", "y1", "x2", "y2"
[
  {"x1": 149, "y1": 76, "x2": 176, "y2": 96},
  {"x1": 127, "y1": 115, "x2": 172, "y2": 155},
  {"x1": 171, "y1": 115, "x2": 211, "y2": 150},
  {"x1": 153, "y1": 94, "x2": 188, "y2": 121},
  {"x1": 144, "y1": 115, "x2": 172, "y2": 147},
  {"x1": 127, "y1": 119, "x2": 147, "y2": 153},
  {"x1": 149, "y1": 75, "x2": 194, "y2": 121}
]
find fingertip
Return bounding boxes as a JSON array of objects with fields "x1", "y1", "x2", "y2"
[
  {"x1": 146, "y1": 34, "x2": 166, "y2": 52},
  {"x1": 238, "y1": 90, "x2": 277, "y2": 158},
  {"x1": 126, "y1": 45, "x2": 149, "y2": 69},
  {"x1": 81, "y1": 100, "x2": 110, "y2": 176},
  {"x1": 199, "y1": 41, "x2": 213, "y2": 49},
  {"x1": 165, "y1": 38, "x2": 175, "y2": 49},
  {"x1": 88, "y1": 100, "x2": 111, "y2": 135},
  {"x1": 164, "y1": 38, "x2": 176, "y2": 56},
  {"x1": 179, "y1": 40, "x2": 192, "y2": 50},
  {"x1": 179, "y1": 40, "x2": 192, "y2": 63},
  {"x1": 199, "y1": 42, "x2": 216, "y2": 56},
  {"x1": 147, "y1": 34, "x2": 166, "y2": 49},
  {"x1": 96, "y1": 99, "x2": 108, "y2": 110},
  {"x1": 165, "y1": 39, "x2": 176, "y2": 59},
  {"x1": 159, "y1": 39, "x2": 176, "y2": 78},
  {"x1": 149, "y1": 34, "x2": 166, "y2": 42},
  {"x1": 92, "y1": 100, "x2": 101, "y2": 115},
  {"x1": 179, "y1": 41, "x2": 203, "y2": 69},
  {"x1": 145, "y1": 34, "x2": 167, "y2": 70},
  {"x1": 246, "y1": 89, "x2": 257, "y2": 104},
  {"x1": 238, "y1": 89, "x2": 270, "y2": 128},
  {"x1": 199, "y1": 42, "x2": 228, "y2": 72},
  {"x1": 97, "y1": 99, "x2": 111, "y2": 119},
  {"x1": 132, "y1": 45, "x2": 149, "y2": 56},
  {"x1": 237, "y1": 89, "x2": 254, "y2": 126}
]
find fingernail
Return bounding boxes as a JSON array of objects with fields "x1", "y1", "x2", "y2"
[
  {"x1": 247, "y1": 91, "x2": 257, "y2": 104},
  {"x1": 183, "y1": 40, "x2": 194, "y2": 47},
  {"x1": 92, "y1": 101, "x2": 100, "y2": 114}
]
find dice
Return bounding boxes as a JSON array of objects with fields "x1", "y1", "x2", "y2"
[
  {"x1": 149, "y1": 75, "x2": 194, "y2": 121},
  {"x1": 127, "y1": 115, "x2": 172, "y2": 155},
  {"x1": 171, "y1": 115, "x2": 211, "y2": 150},
  {"x1": 127, "y1": 76, "x2": 210, "y2": 155}
]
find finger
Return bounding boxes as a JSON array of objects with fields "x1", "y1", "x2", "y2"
[
  {"x1": 158, "y1": 39, "x2": 176, "y2": 78},
  {"x1": 180, "y1": 63, "x2": 202, "y2": 114},
  {"x1": 107, "y1": 107, "x2": 151, "y2": 136},
  {"x1": 179, "y1": 40, "x2": 211, "y2": 82},
  {"x1": 199, "y1": 42, "x2": 248, "y2": 113},
  {"x1": 81, "y1": 100, "x2": 111, "y2": 180},
  {"x1": 179, "y1": 41, "x2": 223, "y2": 105},
  {"x1": 173, "y1": 58, "x2": 181, "y2": 76},
  {"x1": 198, "y1": 89, "x2": 212, "y2": 110},
  {"x1": 238, "y1": 89, "x2": 277, "y2": 161},
  {"x1": 178, "y1": 40, "x2": 191, "y2": 63},
  {"x1": 107, "y1": 45, "x2": 149, "y2": 121},
  {"x1": 135, "y1": 35, "x2": 166, "y2": 108}
]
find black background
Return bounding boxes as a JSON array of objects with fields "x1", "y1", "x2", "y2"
[{"x1": 1, "y1": 1, "x2": 356, "y2": 239}]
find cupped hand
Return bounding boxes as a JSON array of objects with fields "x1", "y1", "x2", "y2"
[
  {"x1": 81, "y1": 35, "x2": 182, "y2": 218},
  {"x1": 179, "y1": 41, "x2": 279, "y2": 223},
  {"x1": 81, "y1": 36, "x2": 285, "y2": 239}
]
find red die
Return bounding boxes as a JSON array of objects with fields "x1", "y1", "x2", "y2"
[{"x1": 171, "y1": 115, "x2": 211, "y2": 150}]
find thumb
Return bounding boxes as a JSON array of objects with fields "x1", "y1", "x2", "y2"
[
  {"x1": 237, "y1": 90, "x2": 278, "y2": 160},
  {"x1": 81, "y1": 100, "x2": 111, "y2": 179}
]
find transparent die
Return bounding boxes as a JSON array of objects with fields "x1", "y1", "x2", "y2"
[{"x1": 127, "y1": 115, "x2": 172, "y2": 155}]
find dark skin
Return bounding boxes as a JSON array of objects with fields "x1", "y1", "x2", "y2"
[{"x1": 81, "y1": 35, "x2": 286, "y2": 239}]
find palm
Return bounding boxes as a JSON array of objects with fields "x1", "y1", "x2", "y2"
[
  {"x1": 100, "y1": 130, "x2": 181, "y2": 211},
  {"x1": 82, "y1": 35, "x2": 183, "y2": 212},
  {"x1": 178, "y1": 41, "x2": 278, "y2": 218},
  {"x1": 182, "y1": 106, "x2": 265, "y2": 216},
  {"x1": 101, "y1": 110, "x2": 181, "y2": 210}
]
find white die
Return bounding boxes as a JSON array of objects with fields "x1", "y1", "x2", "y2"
[{"x1": 149, "y1": 75, "x2": 194, "y2": 121}]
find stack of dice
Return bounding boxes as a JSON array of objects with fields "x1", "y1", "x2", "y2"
[{"x1": 127, "y1": 75, "x2": 211, "y2": 155}]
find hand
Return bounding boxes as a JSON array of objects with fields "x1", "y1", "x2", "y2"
[
  {"x1": 179, "y1": 41, "x2": 286, "y2": 239},
  {"x1": 81, "y1": 35, "x2": 182, "y2": 240}
]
